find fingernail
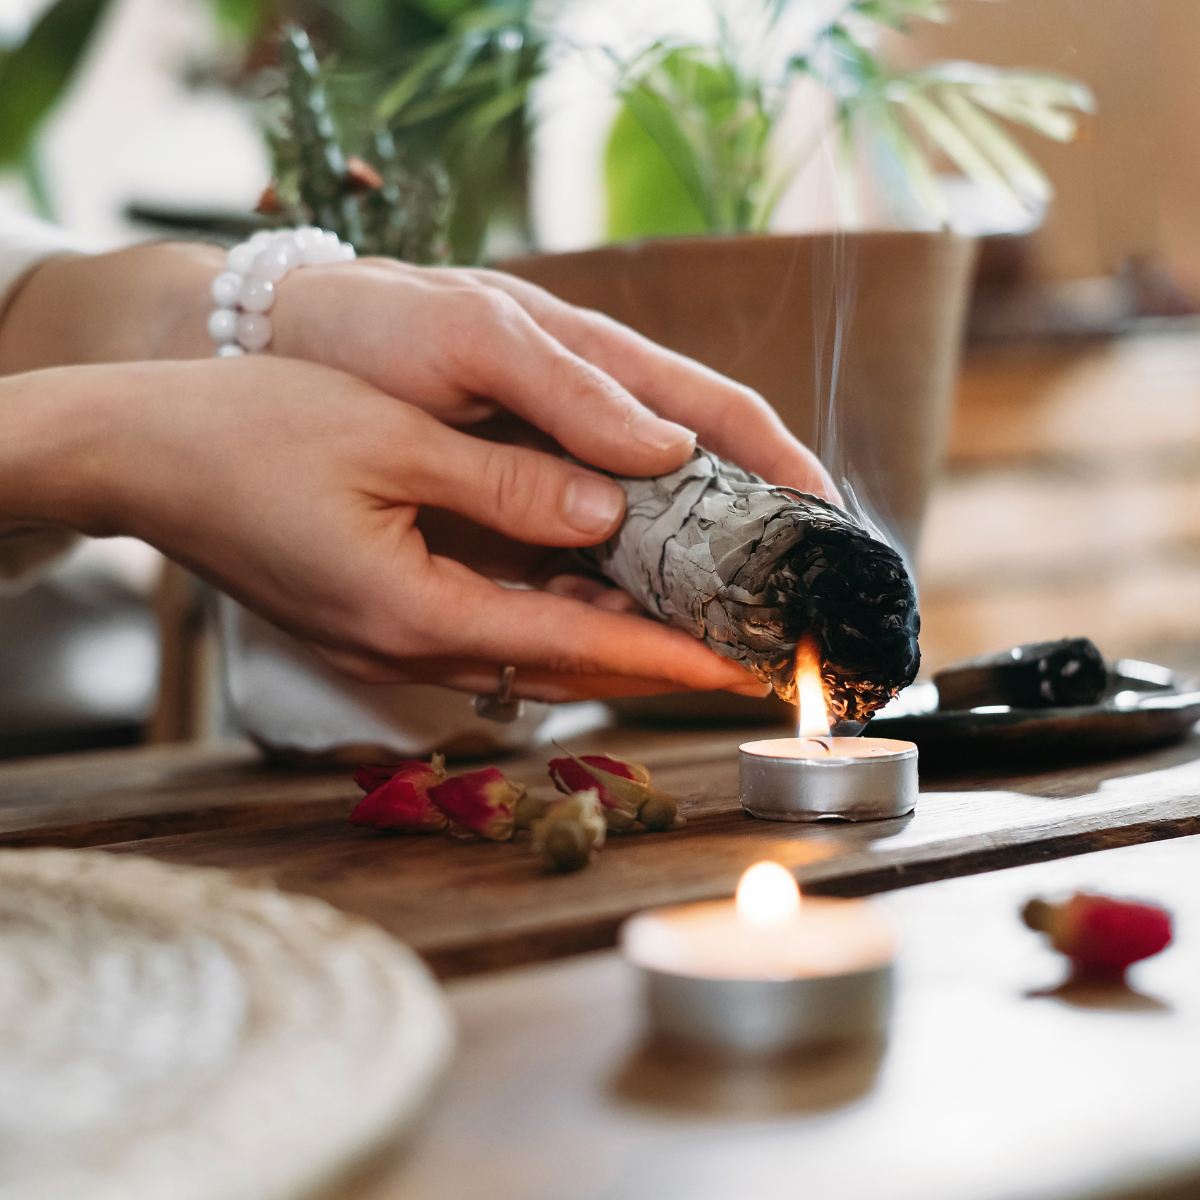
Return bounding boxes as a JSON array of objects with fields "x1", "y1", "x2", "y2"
[
  {"x1": 564, "y1": 475, "x2": 626, "y2": 537},
  {"x1": 629, "y1": 410, "x2": 696, "y2": 452},
  {"x1": 729, "y1": 681, "x2": 773, "y2": 698}
]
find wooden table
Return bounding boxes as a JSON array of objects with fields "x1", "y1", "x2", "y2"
[
  {"x1": 380, "y1": 835, "x2": 1200, "y2": 1200},
  {"x1": 5, "y1": 725, "x2": 1200, "y2": 1199},
  {"x1": 4, "y1": 725, "x2": 1200, "y2": 978}
]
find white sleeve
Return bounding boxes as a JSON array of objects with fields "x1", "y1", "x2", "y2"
[
  {"x1": 0, "y1": 207, "x2": 99, "y2": 591},
  {"x1": 0, "y1": 207, "x2": 95, "y2": 310}
]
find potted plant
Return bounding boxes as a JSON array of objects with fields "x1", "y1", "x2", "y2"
[{"x1": 501, "y1": 0, "x2": 1092, "y2": 556}]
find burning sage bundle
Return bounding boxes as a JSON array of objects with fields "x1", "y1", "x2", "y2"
[{"x1": 579, "y1": 449, "x2": 920, "y2": 723}]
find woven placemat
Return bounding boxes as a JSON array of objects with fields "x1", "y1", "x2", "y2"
[{"x1": 0, "y1": 848, "x2": 452, "y2": 1200}]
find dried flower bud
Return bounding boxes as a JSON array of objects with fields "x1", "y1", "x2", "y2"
[
  {"x1": 513, "y1": 788, "x2": 555, "y2": 831},
  {"x1": 1022, "y1": 891, "x2": 1173, "y2": 982},
  {"x1": 350, "y1": 754, "x2": 448, "y2": 832},
  {"x1": 429, "y1": 767, "x2": 523, "y2": 841},
  {"x1": 532, "y1": 789, "x2": 606, "y2": 873},
  {"x1": 539, "y1": 822, "x2": 591, "y2": 872},
  {"x1": 637, "y1": 790, "x2": 678, "y2": 832},
  {"x1": 547, "y1": 750, "x2": 682, "y2": 832}
]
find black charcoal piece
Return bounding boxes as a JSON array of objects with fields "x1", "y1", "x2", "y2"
[
  {"x1": 579, "y1": 448, "x2": 920, "y2": 723},
  {"x1": 934, "y1": 638, "x2": 1107, "y2": 711}
]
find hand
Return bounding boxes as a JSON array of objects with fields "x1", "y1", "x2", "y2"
[
  {"x1": 0, "y1": 356, "x2": 771, "y2": 702},
  {"x1": 0, "y1": 243, "x2": 837, "y2": 500},
  {"x1": 271, "y1": 258, "x2": 838, "y2": 499}
]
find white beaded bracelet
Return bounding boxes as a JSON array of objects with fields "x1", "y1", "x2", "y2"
[{"x1": 208, "y1": 226, "x2": 356, "y2": 357}]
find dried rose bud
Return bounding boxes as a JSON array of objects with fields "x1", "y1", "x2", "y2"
[
  {"x1": 1023, "y1": 892, "x2": 1173, "y2": 982},
  {"x1": 532, "y1": 789, "x2": 606, "y2": 873},
  {"x1": 547, "y1": 751, "x2": 681, "y2": 832},
  {"x1": 513, "y1": 788, "x2": 555, "y2": 831},
  {"x1": 429, "y1": 767, "x2": 523, "y2": 841},
  {"x1": 350, "y1": 754, "x2": 448, "y2": 833},
  {"x1": 637, "y1": 790, "x2": 678, "y2": 832}
]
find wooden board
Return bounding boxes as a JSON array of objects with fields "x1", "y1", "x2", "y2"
[
  {"x1": 5, "y1": 727, "x2": 1200, "y2": 978},
  {"x1": 372, "y1": 835, "x2": 1200, "y2": 1200}
]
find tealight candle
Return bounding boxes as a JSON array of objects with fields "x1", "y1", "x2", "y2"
[
  {"x1": 623, "y1": 862, "x2": 895, "y2": 1055},
  {"x1": 739, "y1": 641, "x2": 918, "y2": 822}
]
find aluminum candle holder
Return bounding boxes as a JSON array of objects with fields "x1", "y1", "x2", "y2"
[
  {"x1": 739, "y1": 737, "x2": 918, "y2": 822},
  {"x1": 622, "y1": 880, "x2": 896, "y2": 1057},
  {"x1": 638, "y1": 958, "x2": 894, "y2": 1056}
]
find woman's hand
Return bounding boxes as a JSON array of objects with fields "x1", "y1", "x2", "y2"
[
  {"x1": 0, "y1": 242, "x2": 837, "y2": 500},
  {"x1": 271, "y1": 258, "x2": 836, "y2": 498},
  {"x1": 0, "y1": 356, "x2": 771, "y2": 702}
]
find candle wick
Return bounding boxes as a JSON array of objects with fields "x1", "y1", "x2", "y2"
[{"x1": 802, "y1": 737, "x2": 833, "y2": 755}]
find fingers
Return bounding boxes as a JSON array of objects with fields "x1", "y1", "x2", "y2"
[
  {"x1": 472, "y1": 269, "x2": 840, "y2": 501},
  {"x1": 542, "y1": 573, "x2": 642, "y2": 613},
  {"x1": 438, "y1": 283, "x2": 697, "y2": 477},
  {"x1": 396, "y1": 410, "x2": 628, "y2": 547},
  {"x1": 338, "y1": 552, "x2": 769, "y2": 701}
]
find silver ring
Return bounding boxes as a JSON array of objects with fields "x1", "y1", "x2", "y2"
[{"x1": 473, "y1": 665, "x2": 524, "y2": 724}]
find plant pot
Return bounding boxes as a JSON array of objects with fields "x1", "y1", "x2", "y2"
[
  {"x1": 500, "y1": 230, "x2": 976, "y2": 557},
  {"x1": 498, "y1": 231, "x2": 977, "y2": 725}
]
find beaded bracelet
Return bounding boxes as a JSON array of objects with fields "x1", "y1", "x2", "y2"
[{"x1": 208, "y1": 227, "x2": 356, "y2": 357}]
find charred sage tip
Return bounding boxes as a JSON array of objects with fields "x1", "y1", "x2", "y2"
[
  {"x1": 578, "y1": 447, "x2": 920, "y2": 722},
  {"x1": 532, "y1": 789, "x2": 606, "y2": 873}
]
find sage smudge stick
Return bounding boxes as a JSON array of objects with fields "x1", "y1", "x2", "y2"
[{"x1": 580, "y1": 449, "x2": 920, "y2": 722}]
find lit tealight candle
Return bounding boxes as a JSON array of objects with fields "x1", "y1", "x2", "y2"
[
  {"x1": 622, "y1": 862, "x2": 895, "y2": 1055},
  {"x1": 739, "y1": 640, "x2": 918, "y2": 822}
]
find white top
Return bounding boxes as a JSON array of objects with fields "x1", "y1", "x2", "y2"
[{"x1": 0, "y1": 209, "x2": 93, "y2": 588}]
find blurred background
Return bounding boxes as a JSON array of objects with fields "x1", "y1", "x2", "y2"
[{"x1": 2, "y1": 0, "x2": 1198, "y2": 758}]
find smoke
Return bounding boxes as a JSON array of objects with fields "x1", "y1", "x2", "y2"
[{"x1": 809, "y1": 227, "x2": 917, "y2": 582}]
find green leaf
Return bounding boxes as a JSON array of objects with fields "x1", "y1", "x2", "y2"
[
  {"x1": 899, "y1": 87, "x2": 1024, "y2": 209},
  {"x1": 496, "y1": 28, "x2": 523, "y2": 91},
  {"x1": 965, "y1": 87, "x2": 1082, "y2": 142},
  {"x1": 862, "y1": 98, "x2": 947, "y2": 222},
  {"x1": 446, "y1": 79, "x2": 527, "y2": 154},
  {"x1": 849, "y1": 0, "x2": 948, "y2": 29},
  {"x1": 451, "y1": 3, "x2": 536, "y2": 36},
  {"x1": 0, "y1": 0, "x2": 114, "y2": 166},
  {"x1": 604, "y1": 99, "x2": 708, "y2": 242},
  {"x1": 410, "y1": 0, "x2": 479, "y2": 25},
  {"x1": 390, "y1": 87, "x2": 477, "y2": 127},
  {"x1": 439, "y1": 29, "x2": 487, "y2": 91},
  {"x1": 937, "y1": 85, "x2": 1052, "y2": 203},
  {"x1": 619, "y1": 80, "x2": 715, "y2": 227},
  {"x1": 373, "y1": 39, "x2": 456, "y2": 122},
  {"x1": 208, "y1": 0, "x2": 267, "y2": 41}
]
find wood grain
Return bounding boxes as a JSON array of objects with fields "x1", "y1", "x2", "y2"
[{"x1": 7, "y1": 728, "x2": 1198, "y2": 979}]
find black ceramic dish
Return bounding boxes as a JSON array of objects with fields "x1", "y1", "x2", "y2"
[{"x1": 867, "y1": 659, "x2": 1200, "y2": 768}]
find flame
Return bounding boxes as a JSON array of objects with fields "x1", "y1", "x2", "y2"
[
  {"x1": 795, "y1": 637, "x2": 831, "y2": 738},
  {"x1": 736, "y1": 861, "x2": 801, "y2": 925}
]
